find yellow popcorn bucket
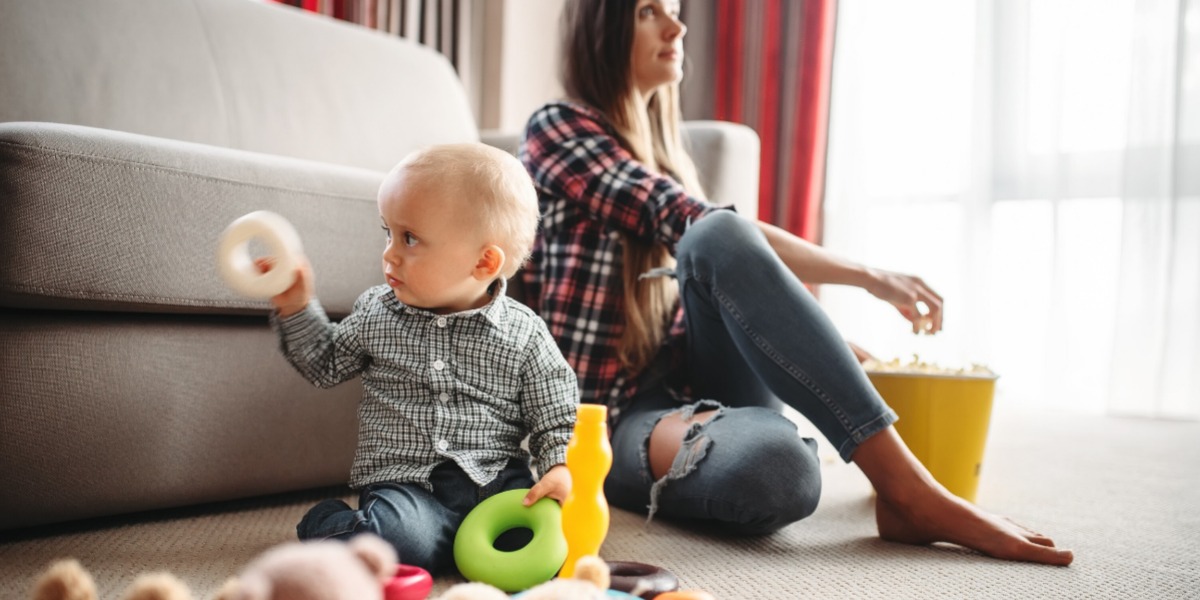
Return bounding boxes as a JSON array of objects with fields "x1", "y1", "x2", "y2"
[{"x1": 866, "y1": 370, "x2": 998, "y2": 503}]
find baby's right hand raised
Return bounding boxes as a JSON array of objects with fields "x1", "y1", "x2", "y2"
[{"x1": 255, "y1": 256, "x2": 313, "y2": 317}]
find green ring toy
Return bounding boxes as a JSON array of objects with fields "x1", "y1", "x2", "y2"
[{"x1": 453, "y1": 488, "x2": 568, "y2": 592}]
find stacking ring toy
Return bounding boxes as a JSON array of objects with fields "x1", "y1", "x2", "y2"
[
  {"x1": 382, "y1": 564, "x2": 432, "y2": 600},
  {"x1": 654, "y1": 592, "x2": 715, "y2": 600},
  {"x1": 217, "y1": 210, "x2": 303, "y2": 298},
  {"x1": 453, "y1": 488, "x2": 567, "y2": 592},
  {"x1": 512, "y1": 590, "x2": 641, "y2": 599},
  {"x1": 606, "y1": 561, "x2": 679, "y2": 599}
]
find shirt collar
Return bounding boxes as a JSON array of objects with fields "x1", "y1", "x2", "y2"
[{"x1": 380, "y1": 279, "x2": 509, "y2": 328}]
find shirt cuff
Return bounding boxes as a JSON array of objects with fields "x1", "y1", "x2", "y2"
[
  {"x1": 535, "y1": 445, "x2": 568, "y2": 478},
  {"x1": 270, "y1": 300, "x2": 327, "y2": 346}
]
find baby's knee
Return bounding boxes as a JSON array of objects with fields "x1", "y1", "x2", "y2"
[
  {"x1": 360, "y1": 517, "x2": 449, "y2": 573},
  {"x1": 357, "y1": 491, "x2": 456, "y2": 573}
]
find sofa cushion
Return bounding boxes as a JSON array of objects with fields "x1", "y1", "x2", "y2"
[
  {"x1": 0, "y1": 0, "x2": 478, "y2": 172},
  {"x1": 0, "y1": 122, "x2": 388, "y2": 316},
  {"x1": 0, "y1": 309, "x2": 361, "y2": 531}
]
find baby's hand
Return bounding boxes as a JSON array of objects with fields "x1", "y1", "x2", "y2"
[
  {"x1": 523, "y1": 465, "x2": 571, "y2": 506},
  {"x1": 255, "y1": 256, "x2": 313, "y2": 317}
]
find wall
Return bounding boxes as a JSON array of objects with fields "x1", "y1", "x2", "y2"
[{"x1": 477, "y1": 0, "x2": 565, "y2": 132}]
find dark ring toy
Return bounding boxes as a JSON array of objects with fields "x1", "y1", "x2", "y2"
[{"x1": 606, "y1": 561, "x2": 679, "y2": 600}]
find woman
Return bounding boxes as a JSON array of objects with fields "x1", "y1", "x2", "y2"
[{"x1": 519, "y1": 0, "x2": 1072, "y2": 565}]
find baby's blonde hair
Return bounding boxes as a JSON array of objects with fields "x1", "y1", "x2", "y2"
[{"x1": 394, "y1": 143, "x2": 540, "y2": 279}]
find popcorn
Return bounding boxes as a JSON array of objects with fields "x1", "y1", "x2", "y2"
[{"x1": 863, "y1": 354, "x2": 995, "y2": 377}]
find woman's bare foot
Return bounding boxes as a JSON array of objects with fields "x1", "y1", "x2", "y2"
[
  {"x1": 854, "y1": 428, "x2": 1074, "y2": 566},
  {"x1": 875, "y1": 487, "x2": 1073, "y2": 565}
]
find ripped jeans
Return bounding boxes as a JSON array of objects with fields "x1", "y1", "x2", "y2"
[{"x1": 603, "y1": 210, "x2": 898, "y2": 535}]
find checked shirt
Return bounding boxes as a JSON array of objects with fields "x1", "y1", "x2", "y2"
[
  {"x1": 272, "y1": 283, "x2": 578, "y2": 490},
  {"x1": 519, "y1": 100, "x2": 726, "y2": 419}
]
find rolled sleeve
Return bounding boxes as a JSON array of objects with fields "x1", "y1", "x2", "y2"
[
  {"x1": 520, "y1": 321, "x2": 580, "y2": 476},
  {"x1": 270, "y1": 297, "x2": 368, "y2": 389}
]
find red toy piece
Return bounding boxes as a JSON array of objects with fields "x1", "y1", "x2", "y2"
[{"x1": 383, "y1": 564, "x2": 433, "y2": 600}]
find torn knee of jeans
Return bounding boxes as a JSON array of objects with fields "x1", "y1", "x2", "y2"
[
  {"x1": 645, "y1": 404, "x2": 724, "y2": 525},
  {"x1": 675, "y1": 398, "x2": 723, "y2": 421},
  {"x1": 637, "y1": 266, "x2": 677, "y2": 280}
]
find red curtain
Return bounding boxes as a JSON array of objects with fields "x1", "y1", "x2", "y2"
[{"x1": 712, "y1": 0, "x2": 837, "y2": 243}]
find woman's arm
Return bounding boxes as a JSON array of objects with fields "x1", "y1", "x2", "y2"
[{"x1": 758, "y1": 220, "x2": 944, "y2": 334}]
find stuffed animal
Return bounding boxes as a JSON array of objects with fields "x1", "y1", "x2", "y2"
[
  {"x1": 32, "y1": 558, "x2": 194, "y2": 600},
  {"x1": 33, "y1": 541, "x2": 706, "y2": 600},
  {"x1": 215, "y1": 534, "x2": 397, "y2": 600},
  {"x1": 31, "y1": 534, "x2": 397, "y2": 600}
]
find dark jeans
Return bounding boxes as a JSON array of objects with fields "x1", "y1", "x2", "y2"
[
  {"x1": 297, "y1": 458, "x2": 535, "y2": 573},
  {"x1": 604, "y1": 211, "x2": 898, "y2": 535}
]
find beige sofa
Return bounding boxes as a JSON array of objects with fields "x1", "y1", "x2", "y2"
[{"x1": 0, "y1": 0, "x2": 759, "y2": 532}]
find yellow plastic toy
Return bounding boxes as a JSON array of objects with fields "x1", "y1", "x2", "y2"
[{"x1": 559, "y1": 404, "x2": 613, "y2": 578}]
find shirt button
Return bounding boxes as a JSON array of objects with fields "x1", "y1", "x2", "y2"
[
  {"x1": 436, "y1": 317, "x2": 447, "y2": 328},
  {"x1": 438, "y1": 392, "x2": 450, "y2": 402},
  {"x1": 432, "y1": 359, "x2": 445, "y2": 371},
  {"x1": 437, "y1": 439, "x2": 449, "y2": 451}
]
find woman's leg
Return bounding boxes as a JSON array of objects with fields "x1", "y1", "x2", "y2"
[
  {"x1": 660, "y1": 211, "x2": 1072, "y2": 565},
  {"x1": 856, "y1": 428, "x2": 1072, "y2": 565},
  {"x1": 674, "y1": 210, "x2": 895, "y2": 460},
  {"x1": 606, "y1": 381, "x2": 822, "y2": 535}
]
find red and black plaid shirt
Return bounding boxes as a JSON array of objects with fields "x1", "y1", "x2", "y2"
[{"x1": 519, "y1": 100, "x2": 722, "y2": 415}]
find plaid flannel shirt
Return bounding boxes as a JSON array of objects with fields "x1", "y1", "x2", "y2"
[
  {"x1": 271, "y1": 282, "x2": 578, "y2": 490},
  {"x1": 519, "y1": 100, "x2": 724, "y2": 419}
]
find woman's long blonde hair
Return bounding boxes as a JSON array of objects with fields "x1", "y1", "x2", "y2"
[{"x1": 561, "y1": 0, "x2": 705, "y2": 374}]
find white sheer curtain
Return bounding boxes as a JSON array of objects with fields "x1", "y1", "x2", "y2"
[{"x1": 822, "y1": 0, "x2": 1200, "y2": 418}]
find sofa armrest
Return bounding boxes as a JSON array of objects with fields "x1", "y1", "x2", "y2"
[
  {"x1": 681, "y1": 120, "x2": 760, "y2": 219},
  {"x1": 0, "y1": 122, "x2": 386, "y2": 316},
  {"x1": 480, "y1": 129, "x2": 521, "y2": 156},
  {"x1": 481, "y1": 121, "x2": 760, "y2": 220}
]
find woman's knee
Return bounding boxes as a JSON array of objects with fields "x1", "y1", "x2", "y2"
[
  {"x1": 676, "y1": 212, "x2": 768, "y2": 286},
  {"x1": 676, "y1": 210, "x2": 767, "y2": 275},
  {"x1": 706, "y1": 409, "x2": 822, "y2": 532}
]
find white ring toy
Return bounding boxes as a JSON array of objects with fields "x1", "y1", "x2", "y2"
[{"x1": 217, "y1": 211, "x2": 304, "y2": 299}]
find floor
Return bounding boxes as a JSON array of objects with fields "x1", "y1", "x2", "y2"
[{"x1": 3, "y1": 407, "x2": 1198, "y2": 599}]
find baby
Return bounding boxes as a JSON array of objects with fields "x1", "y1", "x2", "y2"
[{"x1": 263, "y1": 143, "x2": 578, "y2": 573}]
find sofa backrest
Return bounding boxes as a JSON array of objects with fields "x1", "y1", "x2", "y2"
[{"x1": 0, "y1": 0, "x2": 477, "y2": 172}]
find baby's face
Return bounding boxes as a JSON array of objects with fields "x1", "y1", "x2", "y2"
[{"x1": 377, "y1": 171, "x2": 490, "y2": 314}]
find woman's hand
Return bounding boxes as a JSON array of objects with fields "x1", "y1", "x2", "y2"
[
  {"x1": 255, "y1": 256, "x2": 313, "y2": 318},
  {"x1": 864, "y1": 268, "x2": 943, "y2": 335},
  {"x1": 523, "y1": 465, "x2": 572, "y2": 506},
  {"x1": 754, "y1": 221, "x2": 944, "y2": 334}
]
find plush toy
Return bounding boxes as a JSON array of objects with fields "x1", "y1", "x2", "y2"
[
  {"x1": 33, "y1": 541, "x2": 704, "y2": 600},
  {"x1": 32, "y1": 558, "x2": 194, "y2": 600},
  {"x1": 31, "y1": 535, "x2": 398, "y2": 600},
  {"x1": 215, "y1": 534, "x2": 397, "y2": 600}
]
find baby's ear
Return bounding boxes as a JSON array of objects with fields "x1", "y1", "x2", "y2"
[{"x1": 474, "y1": 245, "x2": 506, "y2": 280}]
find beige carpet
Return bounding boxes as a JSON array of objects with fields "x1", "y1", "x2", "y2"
[{"x1": 3, "y1": 407, "x2": 1198, "y2": 599}]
